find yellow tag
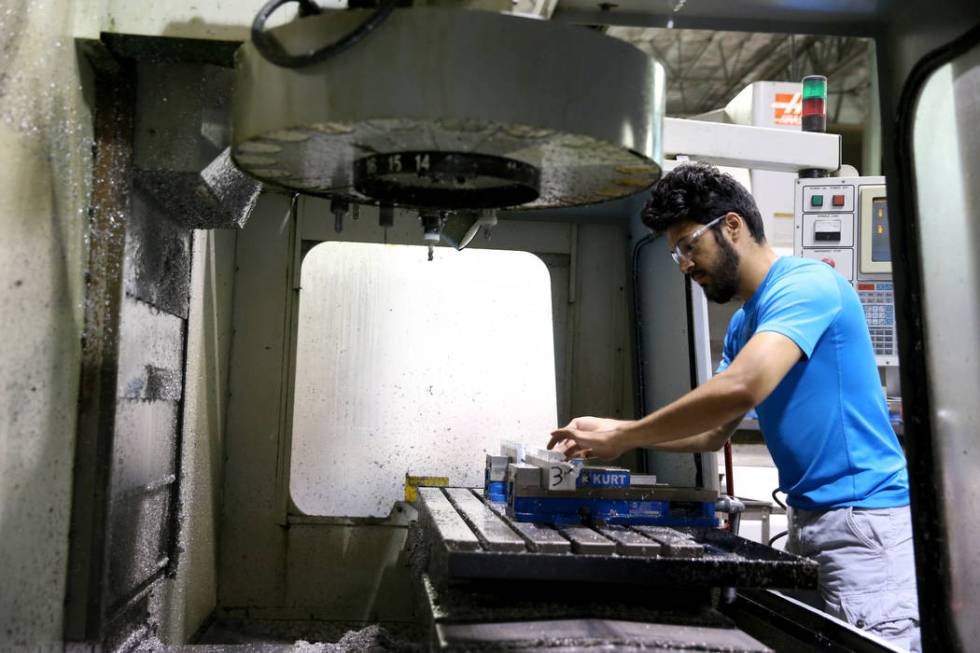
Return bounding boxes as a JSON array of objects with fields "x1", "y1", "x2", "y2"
[{"x1": 405, "y1": 474, "x2": 450, "y2": 502}]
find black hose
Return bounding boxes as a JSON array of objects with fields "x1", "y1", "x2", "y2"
[
  {"x1": 769, "y1": 488, "x2": 789, "y2": 546},
  {"x1": 768, "y1": 530, "x2": 788, "y2": 546},
  {"x1": 771, "y1": 487, "x2": 787, "y2": 510},
  {"x1": 631, "y1": 233, "x2": 656, "y2": 413},
  {"x1": 682, "y1": 275, "x2": 705, "y2": 488},
  {"x1": 251, "y1": 0, "x2": 398, "y2": 68},
  {"x1": 631, "y1": 232, "x2": 656, "y2": 474}
]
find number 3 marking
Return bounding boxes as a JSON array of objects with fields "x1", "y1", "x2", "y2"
[{"x1": 551, "y1": 466, "x2": 565, "y2": 484}]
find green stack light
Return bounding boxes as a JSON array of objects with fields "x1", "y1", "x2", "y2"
[
  {"x1": 802, "y1": 76, "x2": 826, "y2": 100},
  {"x1": 801, "y1": 75, "x2": 827, "y2": 133}
]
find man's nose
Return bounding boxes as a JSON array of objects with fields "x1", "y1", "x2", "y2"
[{"x1": 679, "y1": 257, "x2": 695, "y2": 274}]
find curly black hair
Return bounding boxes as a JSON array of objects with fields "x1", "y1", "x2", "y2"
[{"x1": 643, "y1": 162, "x2": 766, "y2": 243}]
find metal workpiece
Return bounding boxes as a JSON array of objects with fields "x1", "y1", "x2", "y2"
[
  {"x1": 499, "y1": 440, "x2": 526, "y2": 463},
  {"x1": 414, "y1": 487, "x2": 818, "y2": 589},
  {"x1": 484, "y1": 455, "x2": 508, "y2": 482},
  {"x1": 232, "y1": 8, "x2": 664, "y2": 209},
  {"x1": 524, "y1": 451, "x2": 579, "y2": 491},
  {"x1": 522, "y1": 452, "x2": 633, "y2": 492},
  {"x1": 508, "y1": 462, "x2": 544, "y2": 490},
  {"x1": 526, "y1": 446, "x2": 564, "y2": 462}
]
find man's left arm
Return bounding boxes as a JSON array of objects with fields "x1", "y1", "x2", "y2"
[{"x1": 549, "y1": 331, "x2": 803, "y2": 459}]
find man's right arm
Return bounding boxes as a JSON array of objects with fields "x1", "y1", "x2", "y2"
[{"x1": 648, "y1": 415, "x2": 743, "y2": 453}]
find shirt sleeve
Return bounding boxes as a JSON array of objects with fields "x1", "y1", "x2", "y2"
[{"x1": 754, "y1": 264, "x2": 843, "y2": 359}]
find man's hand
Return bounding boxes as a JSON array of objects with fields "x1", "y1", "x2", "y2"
[{"x1": 547, "y1": 416, "x2": 634, "y2": 460}]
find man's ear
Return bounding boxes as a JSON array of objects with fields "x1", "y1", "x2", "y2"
[{"x1": 725, "y1": 212, "x2": 742, "y2": 241}]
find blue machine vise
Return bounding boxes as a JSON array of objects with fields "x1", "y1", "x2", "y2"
[{"x1": 484, "y1": 448, "x2": 719, "y2": 528}]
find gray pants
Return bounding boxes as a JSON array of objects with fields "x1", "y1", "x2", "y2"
[{"x1": 787, "y1": 505, "x2": 921, "y2": 652}]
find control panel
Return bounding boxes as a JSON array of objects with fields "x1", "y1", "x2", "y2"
[
  {"x1": 857, "y1": 281, "x2": 895, "y2": 358},
  {"x1": 794, "y1": 176, "x2": 897, "y2": 366}
]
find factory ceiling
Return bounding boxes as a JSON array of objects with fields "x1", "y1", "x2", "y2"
[{"x1": 603, "y1": 27, "x2": 872, "y2": 124}]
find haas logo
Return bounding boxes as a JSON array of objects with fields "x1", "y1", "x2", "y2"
[{"x1": 773, "y1": 92, "x2": 802, "y2": 127}]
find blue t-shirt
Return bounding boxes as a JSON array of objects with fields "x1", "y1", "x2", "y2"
[{"x1": 716, "y1": 256, "x2": 909, "y2": 510}]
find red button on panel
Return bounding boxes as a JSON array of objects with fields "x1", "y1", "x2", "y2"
[{"x1": 832, "y1": 194, "x2": 845, "y2": 206}]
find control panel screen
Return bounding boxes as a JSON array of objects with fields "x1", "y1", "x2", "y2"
[{"x1": 870, "y1": 197, "x2": 890, "y2": 263}]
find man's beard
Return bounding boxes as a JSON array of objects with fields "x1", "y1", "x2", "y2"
[{"x1": 699, "y1": 232, "x2": 740, "y2": 304}]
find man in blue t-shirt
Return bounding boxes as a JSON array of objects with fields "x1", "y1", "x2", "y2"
[{"x1": 548, "y1": 163, "x2": 919, "y2": 651}]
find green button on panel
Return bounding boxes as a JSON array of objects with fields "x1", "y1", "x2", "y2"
[{"x1": 810, "y1": 194, "x2": 824, "y2": 207}]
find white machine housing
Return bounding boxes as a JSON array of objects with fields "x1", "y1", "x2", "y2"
[{"x1": 794, "y1": 175, "x2": 897, "y2": 366}]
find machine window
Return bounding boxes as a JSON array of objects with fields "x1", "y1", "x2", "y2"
[{"x1": 289, "y1": 242, "x2": 559, "y2": 518}]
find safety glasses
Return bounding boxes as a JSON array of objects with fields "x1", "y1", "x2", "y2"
[{"x1": 670, "y1": 214, "x2": 726, "y2": 265}]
